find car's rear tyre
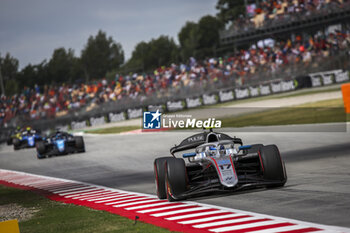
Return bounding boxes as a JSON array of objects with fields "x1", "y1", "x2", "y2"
[
  {"x1": 154, "y1": 157, "x2": 175, "y2": 199},
  {"x1": 248, "y1": 144, "x2": 263, "y2": 153},
  {"x1": 36, "y1": 141, "x2": 46, "y2": 154},
  {"x1": 13, "y1": 138, "x2": 20, "y2": 150},
  {"x1": 165, "y1": 158, "x2": 188, "y2": 202},
  {"x1": 258, "y1": 145, "x2": 287, "y2": 187},
  {"x1": 74, "y1": 136, "x2": 85, "y2": 152}
]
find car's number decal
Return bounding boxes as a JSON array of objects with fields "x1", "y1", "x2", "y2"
[{"x1": 212, "y1": 157, "x2": 238, "y2": 187}]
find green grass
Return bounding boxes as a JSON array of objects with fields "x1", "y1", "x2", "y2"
[
  {"x1": 0, "y1": 185, "x2": 172, "y2": 233},
  {"x1": 221, "y1": 98, "x2": 348, "y2": 128},
  {"x1": 85, "y1": 126, "x2": 140, "y2": 134}
]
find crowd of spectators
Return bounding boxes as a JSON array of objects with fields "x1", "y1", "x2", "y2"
[
  {"x1": 1, "y1": 30, "x2": 350, "y2": 127},
  {"x1": 228, "y1": 0, "x2": 350, "y2": 34}
]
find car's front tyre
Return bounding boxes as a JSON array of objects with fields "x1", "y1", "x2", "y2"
[
  {"x1": 13, "y1": 138, "x2": 20, "y2": 150},
  {"x1": 36, "y1": 141, "x2": 46, "y2": 154},
  {"x1": 74, "y1": 136, "x2": 85, "y2": 152},
  {"x1": 248, "y1": 144, "x2": 263, "y2": 153},
  {"x1": 165, "y1": 158, "x2": 188, "y2": 202},
  {"x1": 36, "y1": 141, "x2": 46, "y2": 159},
  {"x1": 154, "y1": 157, "x2": 175, "y2": 199},
  {"x1": 258, "y1": 145, "x2": 287, "y2": 187}
]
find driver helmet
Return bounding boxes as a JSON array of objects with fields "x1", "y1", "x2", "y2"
[
  {"x1": 208, "y1": 146, "x2": 217, "y2": 157},
  {"x1": 219, "y1": 145, "x2": 226, "y2": 156}
]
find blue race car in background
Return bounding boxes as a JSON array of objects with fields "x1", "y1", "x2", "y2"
[
  {"x1": 35, "y1": 131, "x2": 85, "y2": 159},
  {"x1": 13, "y1": 128, "x2": 43, "y2": 150}
]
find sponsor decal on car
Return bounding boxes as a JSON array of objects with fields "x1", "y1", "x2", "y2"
[
  {"x1": 27, "y1": 136, "x2": 35, "y2": 146},
  {"x1": 55, "y1": 139, "x2": 65, "y2": 152}
]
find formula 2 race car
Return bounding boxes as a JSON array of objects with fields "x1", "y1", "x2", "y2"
[
  {"x1": 153, "y1": 129, "x2": 287, "y2": 201},
  {"x1": 6, "y1": 127, "x2": 22, "y2": 145},
  {"x1": 12, "y1": 128, "x2": 43, "y2": 150},
  {"x1": 35, "y1": 131, "x2": 85, "y2": 159}
]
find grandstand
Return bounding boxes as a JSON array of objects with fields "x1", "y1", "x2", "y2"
[{"x1": 220, "y1": 0, "x2": 350, "y2": 49}]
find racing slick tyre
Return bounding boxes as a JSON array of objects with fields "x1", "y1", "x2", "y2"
[
  {"x1": 36, "y1": 141, "x2": 46, "y2": 155},
  {"x1": 37, "y1": 153, "x2": 45, "y2": 159},
  {"x1": 165, "y1": 158, "x2": 188, "y2": 202},
  {"x1": 248, "y1": 144, "x2": 263, "y2": 153},
  {"x1": 154, "y1": 157, "x2": 175, "y2": 199},
  {"x1": 258, "y1": 145, "x2": 287, "y2": 187},
  {"x1": 13, "y1": 138, "x2": 20, "y2": 150},
  {"x1": 74, "y1": 136, "x2": 85, "y2": 152}
]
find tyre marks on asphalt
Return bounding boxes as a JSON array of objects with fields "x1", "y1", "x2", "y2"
[{"x1": 0, "y1": 169, "x2": 348, "y2": 233}]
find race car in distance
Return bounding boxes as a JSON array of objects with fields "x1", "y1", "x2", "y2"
[
  {"x1": 35, "y1": 131, "x2": 85, "y2": 159},
  {"x1": 154, "y1": 129, "x2": 287, "y2": 201},
  {"x1": 6, "y1": 126, "x2": 22, "y2": 145},
  {"x1": 12, "y1": 127, "x2": 43, "y2": 150}
]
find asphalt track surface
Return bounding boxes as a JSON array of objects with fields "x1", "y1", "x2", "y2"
[{"x1": 0, "y1": 123, "x2": 349, "y2": 229}]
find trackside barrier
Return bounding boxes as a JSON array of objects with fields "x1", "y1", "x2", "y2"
[
  {"x1": 0, "y1": 219, "x2": 20, "y2": 233},
  {"x1": 341, "y1": 83, "x2": 350, "y2": 113}
]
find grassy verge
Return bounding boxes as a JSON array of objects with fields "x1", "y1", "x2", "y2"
[
  {"x1": 221, "y1": 98, "x2": 348, "y2": 127},
  {"x1": 0, "y1": 185, "x2": 171, "y2": 233},
  {"x1": 84, "y1": 126, "x2": 140, "y2": 134}
]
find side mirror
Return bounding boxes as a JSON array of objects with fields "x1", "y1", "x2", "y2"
[
  {"x1": 182, "y1": 152, "x2": 196, "y2": 158},
  {"x1": 238, "y1": 145, "x2": 252, "y2": 151}
]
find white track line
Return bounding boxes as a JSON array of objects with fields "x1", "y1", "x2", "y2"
[
  {"x1": 62, "y1": 188, "x2": 102, "y2": 196},
  {"x1": 168, "y1": 211, "x2": 233, "y2": 221},
  {"x1": 93, "y1": 194, "x2": 136, "y2": 203},
  {"x1": 105, "y1": 197, "x2": 151, "y2": 205},
  {"x1": 4, "y1": 176, "x2": 33, "y2": 182},
  {"x1": 138, "y1": 204, "x2": 196, "y2": 214},
  {"x1": 7, "y1": 177, "x2": 40, "y2": 184},
  {"x1": 179, "y1": 213, "x2": 247, "y2": 224},
  {"x1": 58, "y1": 188, "x2": 100, "y2": 196},
  {"x1": 194, "y1": 217, "x2": 268, "y2": 228},
  {"x1": 66, "y1": 190, "x2": 112, "y2": 199},
  {"x1": 28, "y1": 180, "x2": 64, "y2": 187},
  {"x1": 36, "y1": 182, "x2": 78, "y2": 190},
  {"x1": 125, "y1": 202, "x2": 174, "y2": 210},
  {"x1": 78, "y1": 192, "x2": 120, "y2": 200},
  {"x1": 113, "y1": 199, "x2": 159, "y2": 208},
  {"x1": 251, "y1": 225, "x2": 322, "y2": 233},
  {"x1": 82, "y1": 192, "x2": 123, "y2": 200},
  {"x1": 48, "y1": 184, "x2": 85, "y2": 192},
  {"x1": 71, "y1": 191, "x2": 112, "y2": 200},
  {"x1": 103, "y1": 196, "x2": 146, "y2": 205},
  {"x1": 53, "y1": 186, "x2": 92, "y2": 194},
  {"x1": 152, "y1": 206, "x2": 210, "y2": 217},
  {"x1": 208, "y1": 220, "x2": 281, "y2": 232}
]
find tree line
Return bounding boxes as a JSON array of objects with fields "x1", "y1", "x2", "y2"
[{"x1": 0, "y1": 0, "x2": 243, "y2": 96}]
